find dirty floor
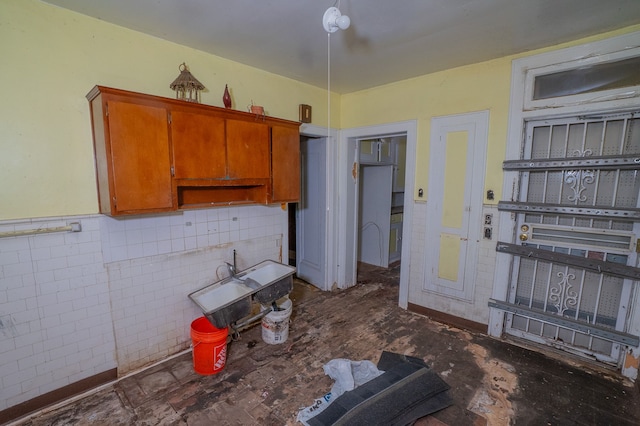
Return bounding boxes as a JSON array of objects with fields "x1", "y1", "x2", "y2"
[{"x1": 11, "y1": 263, "x2": 640, "y2": 425}]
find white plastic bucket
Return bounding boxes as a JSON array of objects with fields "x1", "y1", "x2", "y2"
[{"x1": 261, "y1": 297, "x2": 292, "y2": 345}]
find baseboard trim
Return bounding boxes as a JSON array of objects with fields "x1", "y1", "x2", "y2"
[
  {"x1": 408, "y1": 303, "x2": 487, "y2": 334},
  {"x1": 0, "y1": 368, "x2": 117, "y2": 425}
]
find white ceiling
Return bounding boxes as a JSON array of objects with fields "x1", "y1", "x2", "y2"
[{"x1": 44, "y1": 0, "x2": 640, "y2": 94}]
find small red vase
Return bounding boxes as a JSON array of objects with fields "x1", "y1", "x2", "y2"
[{"x1": 223, "y1": 85, "x2": 232, "y2": 109}]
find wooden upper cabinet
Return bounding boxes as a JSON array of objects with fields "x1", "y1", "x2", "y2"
[
  {"x1": 226, "y1": 119, "x2": 270, "y2": 180},
  {"x1": 107, "y1": 101, "x2": 173, "y2": 212},
  {"x1": 88, "y1": 86, "x2": 174, "y2": 215},
  {"x1": 171, "y1": 109, "x2": 226, "y2": 179},
  {"x1": 270, "y1": 124, "x2": 300, "y2": 202},
  {"x1": 87, "y1": 86, "x2": 300, "y2": 215}
]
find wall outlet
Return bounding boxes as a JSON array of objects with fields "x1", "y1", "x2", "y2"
[{"x1": 484, "y1": 227, "x2": 492, "y2": 239}]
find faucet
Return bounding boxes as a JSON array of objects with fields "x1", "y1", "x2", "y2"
[
  {"x1": 225, "y1": 262, "x2": 236, "y2": 279},
  {"x1": 243, "y1": 277, "x2": 261, "y2": 290},
  {"x1": 226, "y1": 249, "x2": 238, "y2": 279},
  {"x1": 224, "y1": 262, "x2": 258, "y2": 289}
]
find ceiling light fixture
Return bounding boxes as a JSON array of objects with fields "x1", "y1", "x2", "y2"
[
  {"x1": 322, "y1": 2, "x2": 350, "y2": 140},
  {"x1": 322, "y1": 6, "x2": 351, "y2": 33}
]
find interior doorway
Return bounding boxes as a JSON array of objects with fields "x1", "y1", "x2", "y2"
[
  {"x1": 340, "y1": 121, "x2": 416, "y2": 309},
  {"x1": 288, "y1": 121, "x2": 416, "y2": 303},
  {"x1": 357, "y1": 135, "x2": 407, "y2": 272}
]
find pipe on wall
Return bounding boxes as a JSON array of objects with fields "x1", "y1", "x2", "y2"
[{"x1": 0, "y1": 222, "x2": 81, "y2": 238}]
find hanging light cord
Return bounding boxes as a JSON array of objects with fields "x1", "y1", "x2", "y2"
[{"x1": 327, "y1": 32, "x2": 331, "y2": 139}]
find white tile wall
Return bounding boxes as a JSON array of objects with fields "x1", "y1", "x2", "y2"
[
  {"x1": 0, "y1": 216, "x2": 115, "y2": 411},
  {"x1": 408, "y1": 202, "x2": 427, "y2": 287},
  {"x1": 107, "y1": 234, "x2": 282, "y2": 374},
  {"x1": 0, "y1": 204, "x2": 287, "y2": 412}
]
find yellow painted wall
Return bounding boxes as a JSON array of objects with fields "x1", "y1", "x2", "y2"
[
  {"x1": 2, "y1": 0, "x2": 639, "y2": 221},
  {"x1": 0, "y1": 0, "x2": 335, "y2": 220},
  {"x1": 341, "y1": 58, "x2": 511, "y2": 203},
  {"x1": 341, "y1": 24, "x2": 640, "y2": 204}
]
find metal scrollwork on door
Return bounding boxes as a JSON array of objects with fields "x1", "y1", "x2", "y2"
[
  {"x1": 549, "y1": 271, "x2": 578, "y2": 316},
  {"x1": 565, "y1": 149, "x2": 595, "y2": 203}
]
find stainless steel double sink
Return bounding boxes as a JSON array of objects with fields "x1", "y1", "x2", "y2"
[{"x1": 188, "y1": 260, "x2": 295, "y2": 328}]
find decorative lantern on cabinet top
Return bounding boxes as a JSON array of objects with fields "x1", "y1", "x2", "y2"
[{"x1": 170, "y1": 62, "x2": 205, "y2": 103}]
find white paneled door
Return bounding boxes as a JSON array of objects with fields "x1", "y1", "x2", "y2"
[
  {"x1": 423, "y1": 111, "x2": 488, "y2": 301},
  {"x1": 296, "y1": 137, "x2": 328, "y2": 290}
]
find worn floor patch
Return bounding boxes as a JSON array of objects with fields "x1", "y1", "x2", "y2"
[
  {"x1": 11, "y1": 263, "x2": 640, "y2": 426},
  {"x1": 466, "y1": 340, "x2": 517, "y2": 425}
]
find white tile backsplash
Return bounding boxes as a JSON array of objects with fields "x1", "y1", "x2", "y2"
[{"x1": 0, "y1": 205, "x2": 287, "y2": 412}]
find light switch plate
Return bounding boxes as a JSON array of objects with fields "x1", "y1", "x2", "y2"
[{"x1": 299, "y1": 104, "x2": 312, "y2": 123}]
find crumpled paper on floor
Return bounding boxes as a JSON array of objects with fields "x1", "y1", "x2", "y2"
[{"x1": 296, "y1": 358, "x2": 384, "y2": 425}]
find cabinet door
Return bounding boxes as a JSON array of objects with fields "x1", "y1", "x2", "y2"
[
  {"x1": 171, "y1": 110, "x2": 226, "y2": 179},
  {"x1": 389, "y1": 219, "x2": 403, "y2": 263},
  {"x1": 271, "y1": 125, "x2": 300, "y2": 202},
  {"x1": 392, "y1": 138, "x2": 406, "y2": 192},
  {"x1": 107, "y1": 100, "x2": 173, "y2": 212},
  {"x1": 378, "y1": 139, "x2": 394, "y2": 164},
  {"x1": 359, "y1": 139, "x2": 394, "y2": 164},
  {"x1": 359, "y1": 139, "x2": 379, "y2": 163},
  {"x1": 226, "y1": 119, "x2": 270, "y2": 179}
]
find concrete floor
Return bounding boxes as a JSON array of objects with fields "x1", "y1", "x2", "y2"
[{"x1": 12, "y1": 263, "x2": 640, "y2": 425}]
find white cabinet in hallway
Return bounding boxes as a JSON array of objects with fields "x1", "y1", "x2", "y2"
[{"x1": 389, "y1": 213, "x2": 403, "y2": 263}]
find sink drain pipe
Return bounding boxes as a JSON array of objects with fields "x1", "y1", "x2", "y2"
[{"x1": 230, "y1": 306, "x2": 273, "y2": 336}]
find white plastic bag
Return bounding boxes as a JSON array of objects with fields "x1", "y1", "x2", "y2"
[
  {"x1": 323, "y1": 358, "x2": 383, "y2": 398},
  {"x1": 296, "y1": 358, "x2": 383, "y2": 425}
]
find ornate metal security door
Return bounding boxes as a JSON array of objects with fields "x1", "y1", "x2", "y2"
[{"x1": 493, "y1": 113, "x2": 640, "y2": 365}]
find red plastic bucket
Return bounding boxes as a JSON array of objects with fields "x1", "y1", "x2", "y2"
[{"x1": 190, "y1": 317, "x2": 228, "y2": 375}]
